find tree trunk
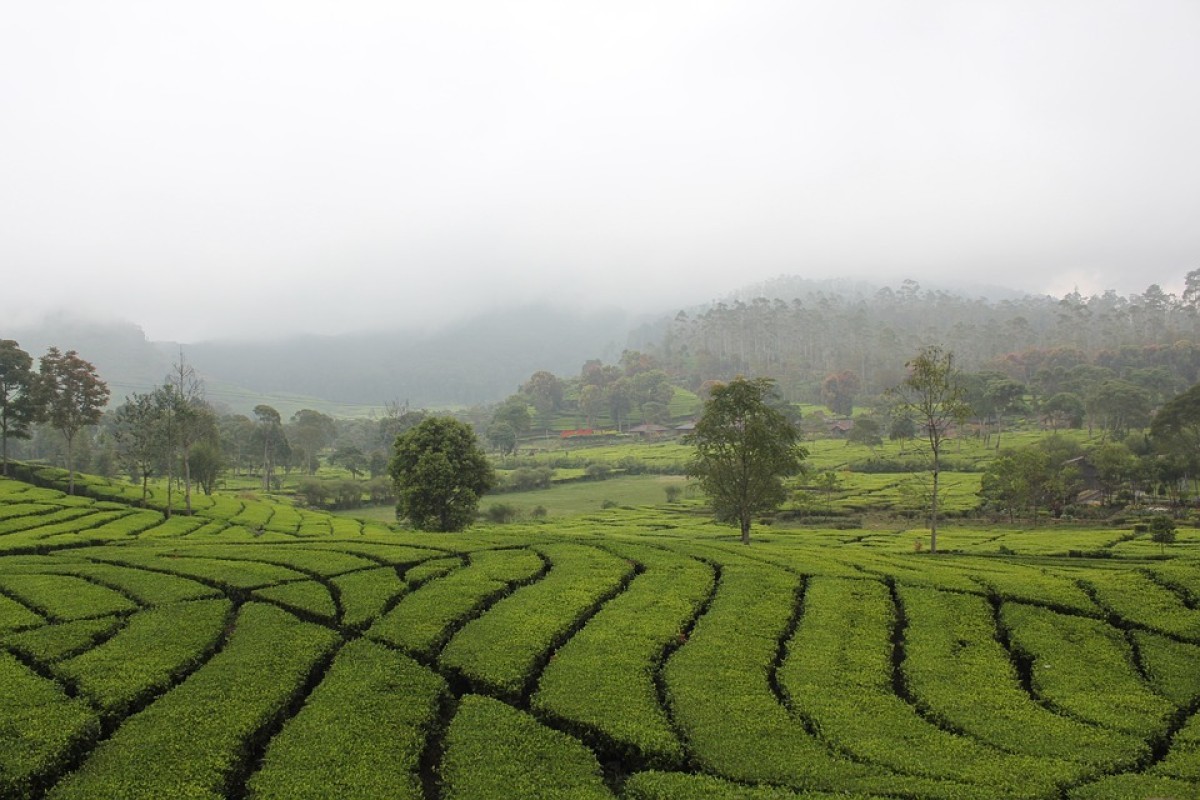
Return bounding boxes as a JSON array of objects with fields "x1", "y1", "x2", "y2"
[
  {"x1": 182, "y1": 444, "x2": 192, "y2": 514},
  {"x1": 65, "y1": 433, "x2": 75, "y2": 495},
  {"x1": 929, "y1": 461, "x2": 939, "y2": 554},
  {"x1": 740, "y1": 515, "x2": 751, "y2": 545}
]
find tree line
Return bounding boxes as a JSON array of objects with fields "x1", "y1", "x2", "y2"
[{"x1": 1, "y1": 339, "x2": 442, "y2": 511}]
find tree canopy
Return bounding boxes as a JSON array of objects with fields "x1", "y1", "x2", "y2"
[
  {"x1": 0, "y1": 340, "x2": 37, "y2": 476},
  {"x1": 686, "y1": 376, "x2": 806, "y2": 545},
  {"x1": 35, "y1": 347, "x2": 110, "y2": 494},
  {"x1": 389, "y1": 416, "x2": 495, "y2": 532}
]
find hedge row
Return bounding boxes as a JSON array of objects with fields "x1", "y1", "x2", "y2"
[
  {"x1": 2, "y1": 616, "x2": 124, "y2": 663},
  {"x1": 57, "y1": 598, "x2": 232, "y2": 719},
  {"x1": 252, "y1": 581, "x2": 337, "y2": 625},
  {"x1": 532, "y1": 542, "x2": 713, "y2": 767},
  {"x1": 61, "y1": 562, "x2": 218, "y2": 605},
  {"x1": 331, "y1": 567, "x2": 407, "y2": 630},
  {"x1": 1082, "y1": 570, "x2": 1200, "y2": 641},
  {"x1": 622, "y1": 770, "x2": 878, "y2": 799},
  {"x1": 1002, "y1": 602, "x2": 1175, "y2": 739},
  {"x1": 0, "y1": 651, "x2": 99, "y2": 799},
  {"x1": 1132, "y1": 630, "x2": 1200, "y2": 706},
  {"x1": 897, "y1": 584, "x2": 1144, "y2": 769},
  {"x1": 368, "y1": 548, "x2": 545, "y2": 658},
  {"x1": 968, "y1": 564, "x2": 1100, "y2": 615},
  {"x1": 439, "y1": 543, "x2": 633, "y2": 699},
  {"x1": 0, "y1": 592, "x2": 45, "y2": 631},
  {"x1": 179, "y1": 545, "x2": 374, "y2": 577},
  {"x1": 247, "y1": 638, "x2": 445, "y2": 799},
  {"x1": 88, "y1": 553, "x2": 305, "y2": 591},
  {"x1": 661, "y1": 561, "x2": 980, "y2": 798},
  {"x1": 440, "y1": 695, "x2": 612, "y2": 800},
  {"x1": 403, "y1": 556, "x2": 463, "y2": 585},
  {"x1": 781, "y1": 577, "x2": 1079, "y2": 794},
  {"x1": 0, "y1": 574, "x2": 138, "y2": 621},
  {"x1": 47, "y1": 602, "x2": 340, "y2": 799}
]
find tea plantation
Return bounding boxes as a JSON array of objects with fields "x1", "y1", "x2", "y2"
[{"x1": 2, "y1": 470, "x2": 1199, "y2": 799}]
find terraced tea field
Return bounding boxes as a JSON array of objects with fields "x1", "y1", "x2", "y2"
[{"x1": 2, "y1": 473, "x2": 1199, "y2": 799}]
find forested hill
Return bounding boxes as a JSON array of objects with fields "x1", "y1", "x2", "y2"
[
  {"x1": 6, "y1": 306, "x2": 633, "y2": 413},
  {"x1": 650, "y1": 276, "x2": 1200, "y2": 401},
  {"x1": 9, "y1": 275, "x2": 1199, "y2": 414}
]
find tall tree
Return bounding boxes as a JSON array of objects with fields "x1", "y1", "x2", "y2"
[
  {"x1": 35, "y1": 348, "x2": 110, "y2": 495},
  {"x1": 252, "y1": 404, "x2": 287, "y2": 491},
  {"x1": 686, "y1": 377, "x2": 807, "y2": 545},
  {"x1": 288, "y1": 409, "x2": 337, "y2": 474},
  {"x1": 389, "y1": 416, "x2": 494, "y2": 532},
  {"x1": 0, "y1": 340, "x2": 37, "y2": 476},
  {"x1": 1150, "y1": 382, "x2": 1200, "y2": 478},
  {"x1": 887, "y1": 346, "x2": 969, "y2": 553},
  {"x1": 110, "y1": 391, "x2": 168, "y2": 507},
  {"x1": 166, "y1": 354, "x2": 206, "y2": 515}
]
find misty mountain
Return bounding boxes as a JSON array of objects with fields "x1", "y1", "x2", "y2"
[
  {"x1": 183, "y1": 306, "x2": 633, "y2": 409},
  {"x1": 6, "y1": 306, "x2": 634, "y2": 414}
]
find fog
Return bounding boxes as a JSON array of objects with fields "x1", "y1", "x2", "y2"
[{"x1": 2, "y1": 1, "x2": 1198, "y2": 342}]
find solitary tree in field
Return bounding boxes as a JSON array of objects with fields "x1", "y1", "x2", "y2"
[
  {"x1": 1149, "y1": 514, "x2": 1177, "y2": 555},
  {"x1": 686, "y1": 377, "x2": 806, "y2": 545},
  {"x1": 36, "y1": 348, "x2": 110, "y2": 494},
  {"x1": 389, "y1": 416, "x2": 494, "y2": 532},
  {"x1": 0, "y1": 340, "x2": 37, "y2": 476},
  {"x1": 888, "y1": 346, "x2": 969, "y2": 553}
]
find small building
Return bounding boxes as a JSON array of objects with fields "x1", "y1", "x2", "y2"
[{"x1": 828, "y1": 419, "x2": 855, "y2": 437}]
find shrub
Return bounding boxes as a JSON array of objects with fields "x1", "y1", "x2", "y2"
[{"x1": 484, "y1": 503, "x2": 519, "y2": 524}]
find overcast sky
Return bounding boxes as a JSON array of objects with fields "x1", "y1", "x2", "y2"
[{"x1": 3, "y1": 1, "x2": 1198, "y2": 342}]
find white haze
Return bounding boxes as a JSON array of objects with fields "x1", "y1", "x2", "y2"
[{"x1": 2, "y1": 1, "x2": 1198, "y2": 342}]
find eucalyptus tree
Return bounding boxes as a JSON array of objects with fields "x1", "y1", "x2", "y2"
[
  {"x1": 252, "y1": 405, "x2": 288, "y2": 491},
  {"x1": 0, "y1": 340, "x2": 37, "y2": 476},
  {"x1": 887, "y1": 346, "x2": 970, "y2": 554},
  {"x1": 35, "y1": 347, "x2": 110, "y2": 494}
]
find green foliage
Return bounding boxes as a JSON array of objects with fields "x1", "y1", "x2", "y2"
[
  {"x1": 440, "y1": 544, "x2": 633, "y2": 699},
  {"x1": 898, "y1": 585, "x2": 1143, "y2": 768},
  {"x1": 252, "y1": 581, "x2": 337, "y2": 624},
  {"x1": 483, "y1": 502, "x2": 520, "y2": 523},
  {"x1": 780, "y1": 577, "x2": 1078, "y2": 793},
  {"x1": 34, "y1": 348, "x2": 110, "y2": 494},
  {"x1": 0, "y1": 651, "x2": 99, "y2": 800},
  {"x1": 368, "y1": 548, "x2": 544, "y2": 658},
  {"x1": 248, "y1": 639, "x2": 445, "y2": 800},
  {"x1": 1, "y1": 616, "x2": 123, "y2": 663},
  {"x1": 331, "y1": 566, "x2": 407, "y2": 630},
  {"x1": 1001, "y1": 603, "x2": 1174, "y2": 739},
  {"x1": 46, "y1": 603, "x2": 339, "y2": 800},
  {"x1": 1149, "y1": 514, "x2": 1177, "y2": 552},
  {"x1": 0, "y1": 340, "x2": 37, "y2": 476},
  {"x1": 441, "y1": 694, "x2": 612, "y2": 800},
  {"x1": 57, "y1": 599, "x2": 231, "y2": 718},
  {"x1": 389, "y1": 416, "x2": 494, "y2": 532},
  {"x1": 0, "y1": 573, "x2": 138, "y2": 621},
  {"x1": 533, "y1": 543, "x2": 713, "y2": 767},
  {"x1": 687, "y1": 377, "x2": 806, "y2": 544}
]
